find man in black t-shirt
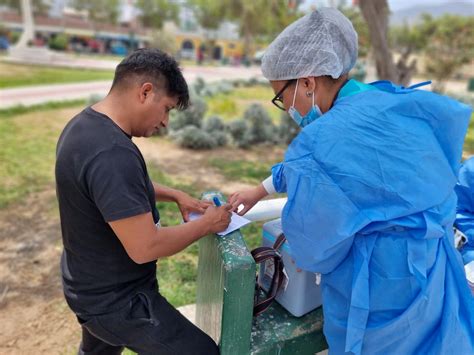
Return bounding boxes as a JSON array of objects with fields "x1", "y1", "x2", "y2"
[{"x1": 56, "y1": 49, "x2": 231, "y2": 354}]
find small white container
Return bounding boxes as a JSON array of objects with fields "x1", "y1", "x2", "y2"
[
  {"x1": 258, "y1": 218, "x2": 323, "y2": 317},
  {"x1": 465, "y1": 261, "x2": 474, "y2": 296}
]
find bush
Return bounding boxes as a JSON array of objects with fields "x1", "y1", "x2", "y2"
[
  {"x1": 212, "y1": 81, "x2": 234, "y2": 95},
  {"x1": 193, "y1": 77, "x2": 206, "y2": 96},
  {"x1": 169, "y1": 94, "x2": 206, "y2": 131},
  {"x1": 232, "y1": 79, "x2": 247, "y2": 88},
  {"x1": 202, "y1": 116, "x2": 228, "y2": 146},
  {"x1": 212, "y1": 131, "x2": 228, "y2": 147},
  {"x1": 227, "y1": 119, "x2": 252, "y2": 149},
  {"x1": 244, "y1": 103, "x2": 275, "y2": 144},
  {"x1": 279, "y1": 111, "x2": 300, "y2": 144},
  {"x1": 227, "y1": 118, "x2": 247, "y2": 140},
  {"x1": 48, "y1": 34, "x2": 68, "y2": 51},
  {"x1": 173, "y1": 125, "x2": 217, "y2": 149},
  {"x1": 203, "y1": 115, "x2": 225, "y2": 133}
]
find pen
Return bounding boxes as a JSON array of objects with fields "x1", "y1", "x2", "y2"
[{"x1": 213, "y1": 196, "x2": 222, "y2": 207}]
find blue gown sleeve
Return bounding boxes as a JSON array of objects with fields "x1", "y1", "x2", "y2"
[
  {"x1": 281, "y1": 157, "x2": 370, "y2": 274},
  {"x1": 271, "y1": 162, "x2": 287, "y2": 193}
]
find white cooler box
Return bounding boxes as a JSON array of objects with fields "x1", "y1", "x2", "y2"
[{"x1": 258, "y1": 218, "x2": 323, "y2": 317}]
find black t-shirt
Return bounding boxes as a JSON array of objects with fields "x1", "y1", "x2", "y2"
[{"x1": 55, "y1": 107, "x2": 160, "y2": 316}]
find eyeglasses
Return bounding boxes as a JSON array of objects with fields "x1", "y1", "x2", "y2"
[{"x1": 271, "y1": 79, "x2": 296, "y2": 111}]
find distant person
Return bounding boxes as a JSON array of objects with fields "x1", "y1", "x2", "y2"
[
  {"x1": 197, "y1": 47, "x2": 204, "y2": 65},
  {"x1": 56, "y1": 48, "x2": 231, "y2": 354},
  {"x1": 230, "y1": 8, "x2": 474, "y2": 354}
]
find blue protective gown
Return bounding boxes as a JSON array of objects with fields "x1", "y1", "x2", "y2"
[
  {"x1": 272, "y1": 79, "x2": 474, "y2": 354},
  {"x1": 455, "y1": 157, "x2": 474, "y2": 265}
]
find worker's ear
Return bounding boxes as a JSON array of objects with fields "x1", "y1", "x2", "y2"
[
  {"x1": 301, "y1": 77, "x2": 316, "y2": 93},
  {"x1": 139, "y1": 82, "x2": 153, "y2": 103}
]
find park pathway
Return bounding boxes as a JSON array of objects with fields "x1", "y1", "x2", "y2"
[{"x1": 0, "y1": 64, "x2": 263, "y2": 109}]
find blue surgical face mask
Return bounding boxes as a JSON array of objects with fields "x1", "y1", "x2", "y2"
[{"x1": 288, "y1": 79, "x2": 323, "y2": 128}]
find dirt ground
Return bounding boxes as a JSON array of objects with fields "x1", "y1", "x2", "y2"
[{"x1": 0, "y1": 136, "x2": 283, "y2": 354}]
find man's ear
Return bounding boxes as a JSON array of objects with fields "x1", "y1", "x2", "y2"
[{"x1": 139, "y1": 82, "x2": 154, "y2": 103}]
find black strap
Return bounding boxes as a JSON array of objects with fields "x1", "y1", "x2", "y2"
[{"x1": 251, "y1": 233, "x2": 286, "y2": 316}]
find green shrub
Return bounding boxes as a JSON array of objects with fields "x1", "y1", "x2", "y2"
[
  {"x1": 279, "y1": 111, "x2": 300, "y2": 144},
  {"x1": 203, "y1": 115, "x2": 225, "y2": 133},
  {"x1": 169, "y1": 94, "x2": 206, "y2": 131},
  {"x1": 244, "y1": 103, "x2": 275, "y2": 144},
  {"x1": 173, "y1": 125, "x2": 217, "y2": 149},
  {"x1": 48, "y1": 34, "x2": 68, "y2": 51},
  {"x1": 193, "y1": 77, "x2": 206, "y2": 96},
  {"x1": 212, "y1": 131, "x2": 228, "y2": 147},
  {"x1": 201, "y1": 116, "x2": 228, "y2": 146},
  {"x1": 227, "y1": 118, "x2": 247, "y2": 140}
]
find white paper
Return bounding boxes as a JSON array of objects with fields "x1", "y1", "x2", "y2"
[{"x1": 188, "y1": 212, "x2": 251, "y2": 236}]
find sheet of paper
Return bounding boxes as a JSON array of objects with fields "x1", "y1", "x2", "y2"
[{"x1": 188, "y1": 212, "x2": 251, "y2": 236}]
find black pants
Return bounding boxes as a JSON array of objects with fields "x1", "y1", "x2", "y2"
[{"x1": 77, "y1": 290, "x2": 219, "y2": 355}]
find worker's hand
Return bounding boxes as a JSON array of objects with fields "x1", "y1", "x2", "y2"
[
  {"x1": 202, "y1": 204, "x2": 233, "y2": 234},
  {"x1": 175, "y1": 192, "x2": 212, "y2": 222},
  {"x1": 228, "y1": 185, "x2": 267, "y2": 216}
]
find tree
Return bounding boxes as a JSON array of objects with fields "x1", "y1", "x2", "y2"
[
  {"x1": 390, "y1": 14, "x2": 474, "y2": 92},
  {"x1": 227, "y1": 0, "x2": 305, "y2": 55},
  {"x1": 359, "y1": 0, "x2": 427, "y2": 86},
  {"x1": 187, "y1": 0, "x2": 225, "y2": 30},
  {"x1": 340, "y1": 7, "x2": 370, "y2": 58},
  {"x1": 0, "y1": 0, "x2": 50, "y2": 15},
  {"x1": 71, "y1": 0, "x2": 120, "y2": 25},
  {"x1": 188, "y1": 0, "x2": 304, "y2": 56},
  {"x1": 359, "y1": 0, "x2": 417, "y2": 85},
  {"x1": 421, "y1": 15, "x2": 474, "y2": 92},
  {"x1": 135, "y1": 0, "x2": 180, "y2": 30}
]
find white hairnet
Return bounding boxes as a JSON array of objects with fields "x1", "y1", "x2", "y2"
[{"x1": 261, "y1": 8, "x2": 358, "y2": 81}]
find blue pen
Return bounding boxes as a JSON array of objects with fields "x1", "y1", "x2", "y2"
[{"x1": 213, "y1": 196, "x2": 222, "y2": 207}]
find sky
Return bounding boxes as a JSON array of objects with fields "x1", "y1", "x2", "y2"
[
  {"x1": 387, "y1": 0, "x2": 471, "y2": 11},
  {"x1": 303, "y1": 0, "x2": 473, "y2": 11}
]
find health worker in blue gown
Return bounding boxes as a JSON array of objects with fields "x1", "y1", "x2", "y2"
[{"x1": 229, "y1": 8, "x2": 474, "y2": 355}]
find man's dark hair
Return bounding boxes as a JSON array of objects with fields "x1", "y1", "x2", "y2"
[{"x1": 111, "y1": 48, "x2": 189, "y2": 110}]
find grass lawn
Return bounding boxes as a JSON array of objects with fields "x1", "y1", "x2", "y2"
[
  {"x1": 0, "y1": 101, "x2": 88, "y2": 207},
  {"x1": 206, "y1": 85, "x2": 281, "y2": 123},
  {"x1": 0, "y1": 62, "x2": 114, "y2": 88},
  {"x1": 209, "y1": 157, "x2": 275, "y2": 185}
]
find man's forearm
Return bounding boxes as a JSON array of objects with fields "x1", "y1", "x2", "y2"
[
  {"x1": 153, "y1": 182, "x2": 183, "y2": 202},
  {"x1": 137, "y1": 218, "x2": 210, "y2": 263}
]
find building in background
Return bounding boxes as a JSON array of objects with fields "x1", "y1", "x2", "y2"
[{"x1": 0, "y1": 0, "x2": 248, "y2": 62}]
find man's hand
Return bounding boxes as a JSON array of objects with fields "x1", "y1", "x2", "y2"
[
  {"x1": 202, "y1": 204, "x2": 233, "y2": 234},
  {"x1": 175, "y1": 191, "x2": 212, "y2": 222},
  {"x1": 228, "y1": 185, "x2": 268, "y2": 216}
]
